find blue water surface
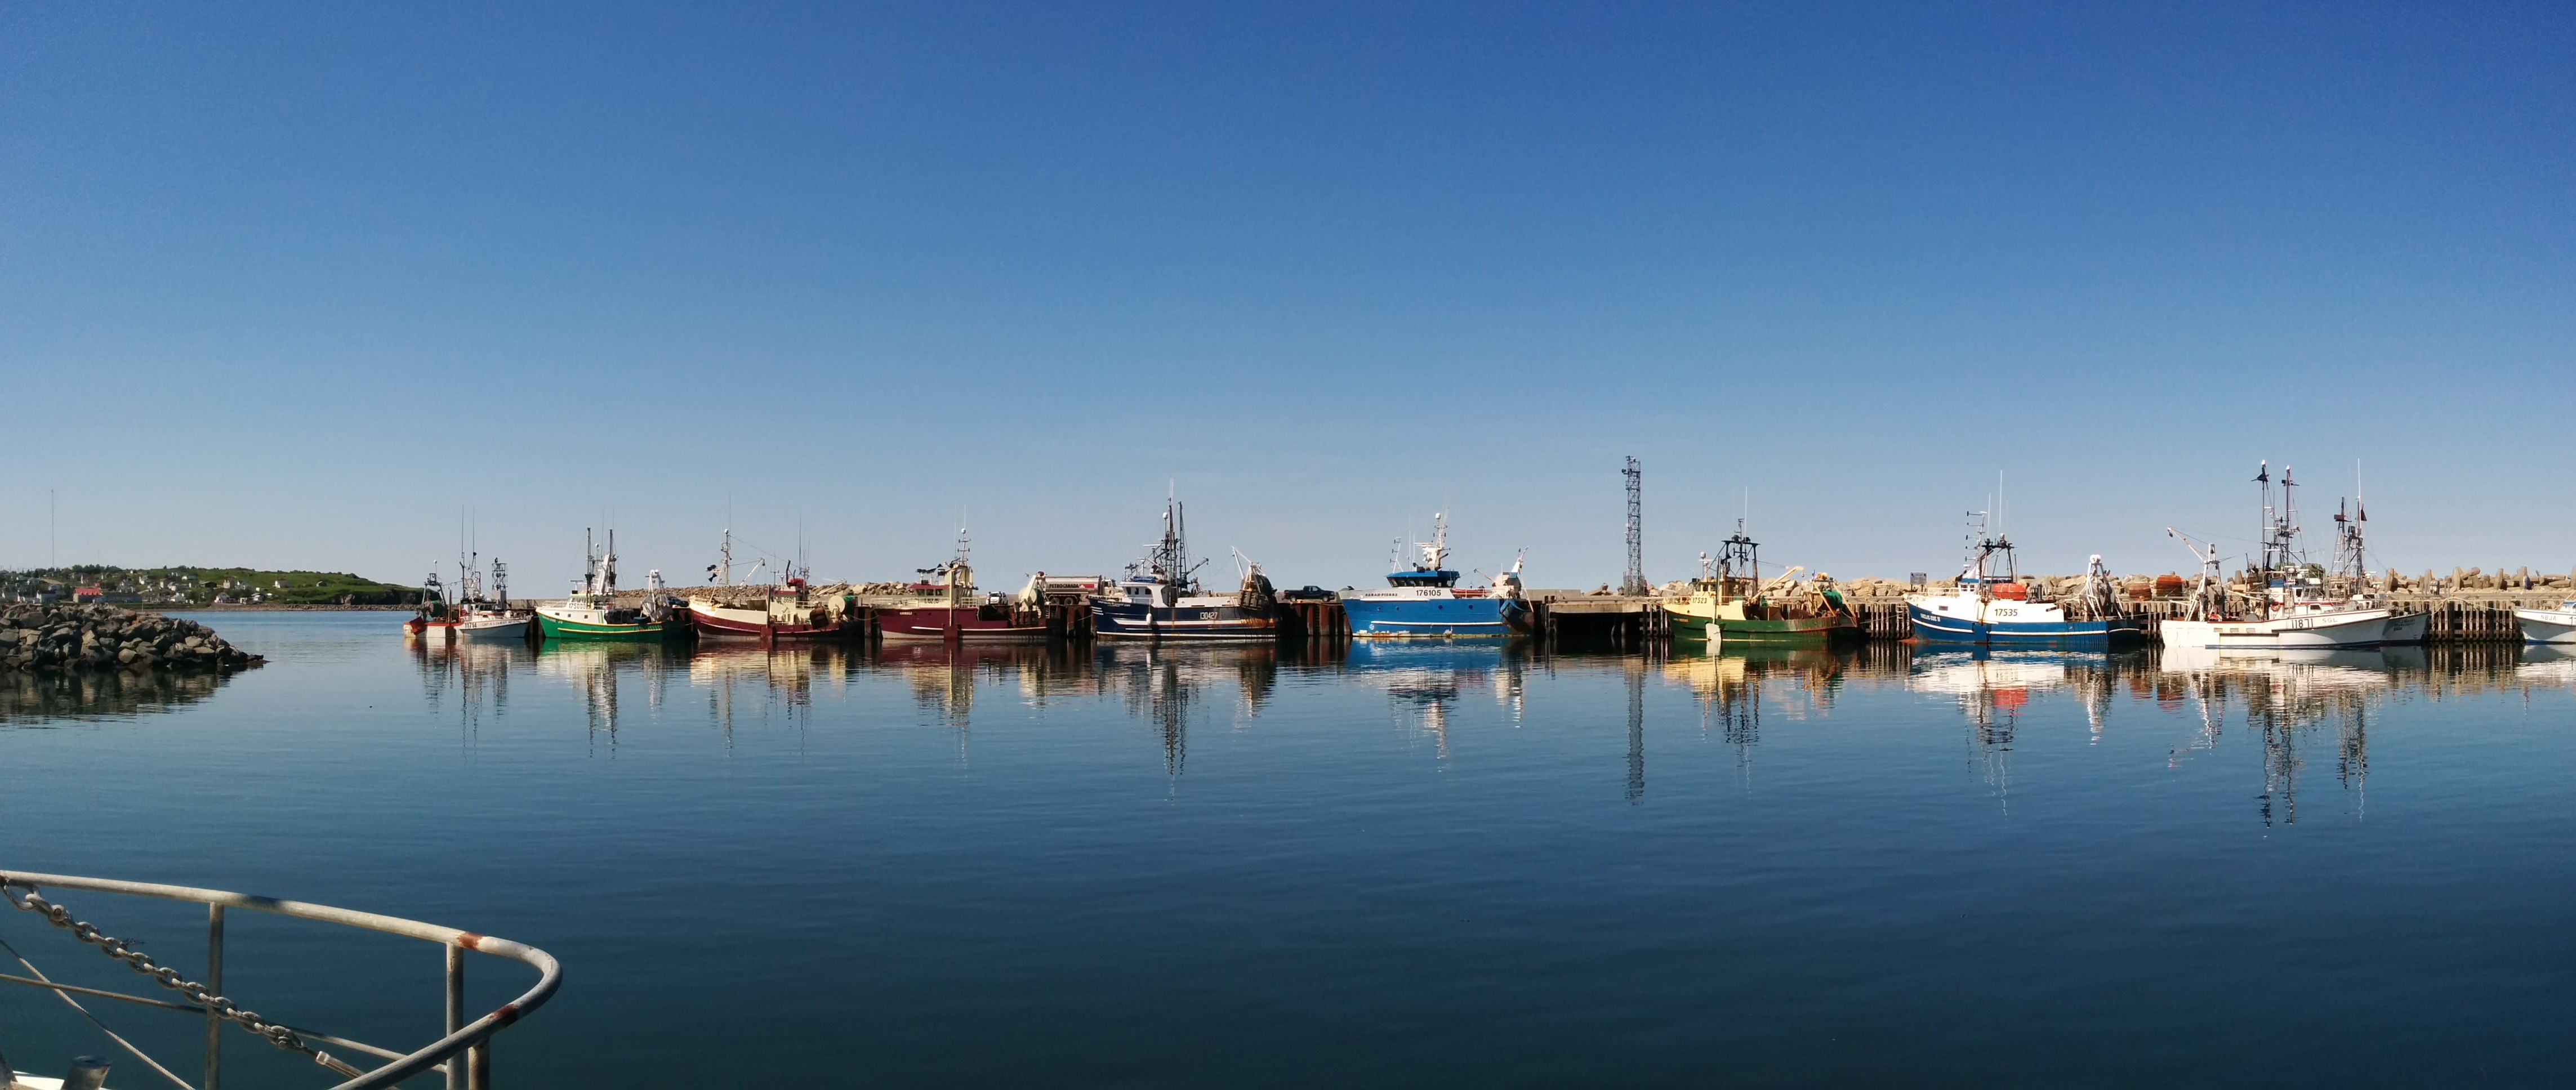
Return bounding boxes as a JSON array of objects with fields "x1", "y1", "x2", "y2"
[{"x1": 2, "y1": 611, "x2": 2571, "y2": 1088}]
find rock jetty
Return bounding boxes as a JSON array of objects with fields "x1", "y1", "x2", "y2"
[{"x1": 0, "y1": 605, "x2": 262, "y2": 673}]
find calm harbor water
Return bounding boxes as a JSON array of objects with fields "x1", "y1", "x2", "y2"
[{"x1": 4, "y1": 611, "x2": 2574, "y2": 1087}]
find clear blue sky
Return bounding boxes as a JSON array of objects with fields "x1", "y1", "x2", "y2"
[{"x1": 5, "y1": 2, "x2": 2570, "y2": 592}]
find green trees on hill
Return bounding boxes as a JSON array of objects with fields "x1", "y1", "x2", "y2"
[{"x1": 2, "y1": 566, "x2": 420, "y2": 606}]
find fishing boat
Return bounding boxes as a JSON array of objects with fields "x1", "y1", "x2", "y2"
[
  {"x1": 2160, "y1": 464, "x2": 2394, "y2": 653},
  {"x1": 1905, "y1": 512, "x2": 2140, "y2": 646},
  {"x1": 2329, "y1": 477, "x2": 2426, "y2": 645},
  {"x1": 402, "y1": 569, "x2": 461, "y2": 643},
  {"x1": 1660, "y1": 525, "x2": 1857, "y2": 643},
  {"x1": 687, "y1": 530, "x2": 869, "y2": 640},
  {"x1": 2516, "y1": 601, "x2": 2576, "y2": 645},
  {"x1": 407, "y1": 540, "x2": 531, "y2": 642},
  {"x1": 534, "y1": 530, "x2": 686, "y2": 642},
  {"x1": 1342, "y1": 513, "x2": 1530, "y2": 639},
  {"x1": 1090, "y1": 494, "x2": 1281, "y2": 641},
  {"x1": 455, "y1": 556, "x2": 532, "y2": 641},
  {"x1": 878, "y1": 529, "x2": 1049, "y2": 643}
]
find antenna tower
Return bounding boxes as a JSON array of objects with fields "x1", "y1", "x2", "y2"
[{"x1": 1621, "y1": 457, "x2": 1647, "y2": 596}]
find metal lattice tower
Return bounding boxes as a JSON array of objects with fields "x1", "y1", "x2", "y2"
[{"x1": 1621, "y1": 456, "x2": 1647, "y2": 596}]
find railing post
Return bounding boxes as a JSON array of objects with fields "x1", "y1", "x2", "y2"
[
  {"x1": 206, "y1": 904, "x2": 224, "y2": 1090},
  {"x1": 63, "y1": 1057, "x2": 111, "y2": 1090},
  {"x1": 446, "y1": 941, "x2": 466, "y2": 1090}
]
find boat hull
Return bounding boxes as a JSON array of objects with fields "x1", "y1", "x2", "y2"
[
  {"x1": 688, "y1": 600, "x2": 867, "y2": 641},
  {"x1": 455, "y1": 615, "x2": 532, "y2": 641},
  {"x1": 404, "y1": 618, "x2": 461, "y2": 643},
  {"x1": 1343, "y1": 596, "x2": 1524, "y2": 639},
  {"x1": 878, "y1": 605, "x2": 1048, "y2": 644},
  {"x1": 2381, "y1": 610, "x2": 2430, "y2": 645},
  {"x1": 534, "y1": 607, "x2": 680, "y2": 642},
  {"x1": 1906, "y1": 604, "x2": 2142, "y2": 646},
  {"x1": 2517, "y1": 607, "x2": 2576, "y2": 645},
  {"x1": 2160, "y1": 607, "x2": 2391, "y2": 652},
  {"x1": 1091, "y1": 600, "x2": 1278, "y2": 641},
  {"x1": 1664, "y1": 610, "x2": 1857, "y2": 643}
]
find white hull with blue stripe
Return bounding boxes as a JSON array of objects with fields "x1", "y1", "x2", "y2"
[{"x1": 1905, "y1": 593, "x2": 2142, "y2": 646}]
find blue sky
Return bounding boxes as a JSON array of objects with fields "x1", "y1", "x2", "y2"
[{"x1": 4, "y1": 2, "x2": 2570, "y2": 592}]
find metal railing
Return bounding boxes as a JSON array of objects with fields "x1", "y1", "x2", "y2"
[{"x1": 0, "y1": 871, "x2": 559, "y2": 1090}]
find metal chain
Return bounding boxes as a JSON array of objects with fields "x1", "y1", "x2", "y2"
[{"x1": 2, "y1": 880, "x2": 363, "y2": 1078}]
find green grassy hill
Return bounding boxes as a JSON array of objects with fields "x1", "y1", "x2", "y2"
[{"x1": 5, "y1": 565, "x2": 421, "y2": 606}]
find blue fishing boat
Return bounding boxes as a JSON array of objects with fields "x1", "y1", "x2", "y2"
[
  {"x1": 1341, "y1": 514, "x2": 1531, "y2": 639},
  {"x1": 1904, "y1": 516, "x2": 2140, "y2": 646}
]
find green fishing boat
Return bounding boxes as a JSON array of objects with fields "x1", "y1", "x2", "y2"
[
  {"x1": 533, "y1": 530, "x2": 687, "y2": 642},
  {"x1": 1660, "y1": 526, "x2": 1859, "y2": 644}
]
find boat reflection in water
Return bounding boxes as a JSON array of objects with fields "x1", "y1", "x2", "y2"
[
  {"x1": 1663, "y1": 643, "x2": 1852, "y2": 775},
  {"x1": 536, "y1": 640, "x2": 689, "y2": 748},
  {"x1": 1087, "y1": 642, "x2": 1282, "y2": 775},
  {"x1": 400, "y1": 632, "x2": 2576, "y2": 819},
  {"x1": 412, "y1": 637, "x2": 537, "y2": 742},
  {"x1": 1889, "y1": 642, "x2": 2576, "y2": 825},
  {"x1": 1335, "y1": 641, "x2": 1534, "y2": 762},
  {"x1": 1907, "y1": 650, "x2": 2125, "y2": 803},
  {"x1": 2152, "y1": 645, "x2": 2415, "y2": 826}
]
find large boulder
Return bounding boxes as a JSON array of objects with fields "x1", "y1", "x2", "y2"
[{"x1": 0, "y1": 605, "x2": 261, "y2": 674}]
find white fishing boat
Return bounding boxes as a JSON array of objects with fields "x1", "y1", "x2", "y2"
[
  {"x1": 1902, "y1": 505, "x2": 2139, "y2": 646},
  {"x1": 2517, "y1": 601, "x2": 2576, "y2": 644},
  {"x1": 2161, "y1": 464, "x2": 2392, "y2": 654},
  {"x1": 455, "y1": 556, "x2": 532, "y2": 640},
  {"x1": 407, "y1": 553, "x2": 531, "y2": 642}
]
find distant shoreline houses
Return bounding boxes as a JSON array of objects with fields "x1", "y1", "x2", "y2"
[{"x1": 3, "y1": 566, "x2": 418, "y2": 607}]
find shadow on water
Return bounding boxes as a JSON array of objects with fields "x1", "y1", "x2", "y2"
[{"x1": 0, "y1": 667, "x2": 247, "y2": 725}]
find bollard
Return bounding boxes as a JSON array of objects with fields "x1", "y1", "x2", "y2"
[{"x1": 63, "y1": 1057, "x2": 111, "y2": 1090}]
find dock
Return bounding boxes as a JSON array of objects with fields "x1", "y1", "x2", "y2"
[{"x1": 606, "y1": 578, "x2": 2565, "y2": 648}]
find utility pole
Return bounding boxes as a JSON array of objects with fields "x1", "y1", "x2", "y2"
[{"x1": 1621, "y1": 457, "x2": 1647, "y2": 596}]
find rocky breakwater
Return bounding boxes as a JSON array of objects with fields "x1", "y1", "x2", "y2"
[{"x1": 0, "y1": 604, "x2": 262, "y2": 673}]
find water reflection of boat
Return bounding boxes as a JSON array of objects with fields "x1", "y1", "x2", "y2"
[
  {"x1": 535, "y1": 640, "x2": 688, "y2": 742},
  {"x1": 1082, "y1": 642, "x2": 1283, "y2": 774},
  {"x1": 1334, "y1": 642, "x2": 1531, "y2": 757},
  {"x1": 413, "y1": 637, "x2": 533, "y2": 736},
  {"x1": 1659, "y1": 646, "x2": 1850, "y2": 770},
  {"x1": 2145, "y1": 643, "x2": 2404, "y2": 825},
  {"x1": 1909, "y1": 651, "x2": 2129, "y2": 792}
]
